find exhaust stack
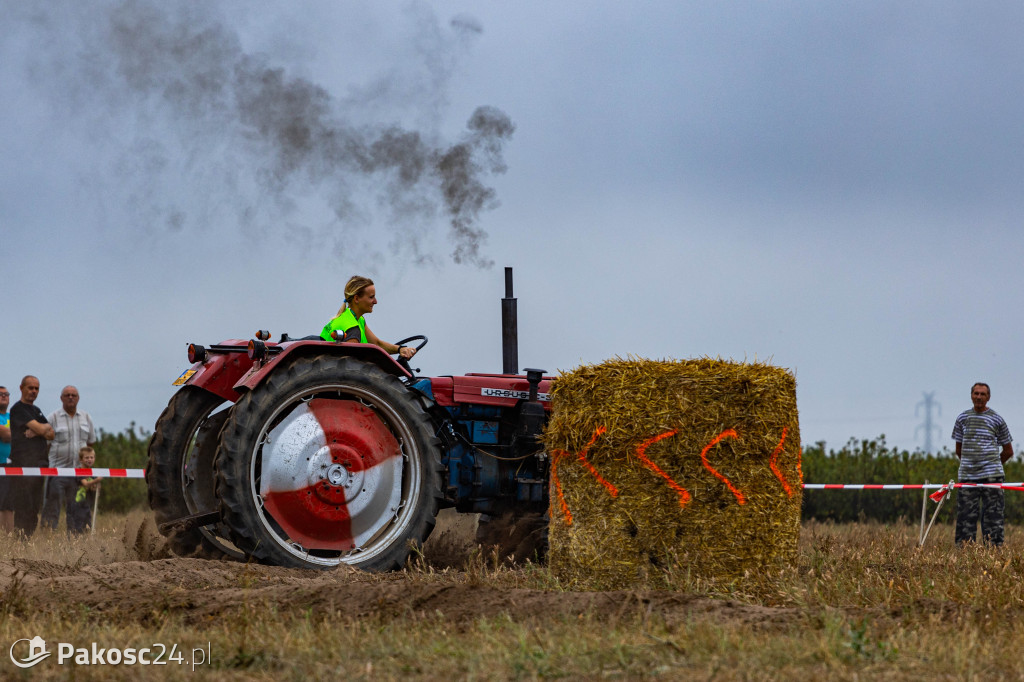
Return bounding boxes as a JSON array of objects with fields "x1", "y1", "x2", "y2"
[{"x1": 502, "y1": 267, "x2": 518, "y2": 375}]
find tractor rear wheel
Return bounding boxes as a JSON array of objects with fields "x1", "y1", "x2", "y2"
[
  {"x1": 146, "y1": 386, "x2": 243, "y2": 558},
  {"x1": 214, "y1": 355, "x2": 443, "y2": 570}
]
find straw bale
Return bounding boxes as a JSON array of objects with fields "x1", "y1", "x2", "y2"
[{"x1": 543, "y1": 357, "x2": 801, "y2": 589}]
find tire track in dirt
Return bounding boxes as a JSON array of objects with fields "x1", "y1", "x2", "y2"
[{"x1": 0, "y1": 557, "x2": 810, "y2": 630}]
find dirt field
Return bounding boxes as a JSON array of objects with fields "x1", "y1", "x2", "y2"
[
  {"x1": 3, "y1": 512, "x2": 1024, "y2": 680},
  {"x1": 2, "y1": 511, "x2": 790, "y2": 631}
]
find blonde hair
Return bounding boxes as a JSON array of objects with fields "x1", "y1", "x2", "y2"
[
  {"x1": 335, "y1": 276, "x2": 374, "y2": 317},
  {"x1": 79, "y1": 445, "x2": 95, "y2": 458}
]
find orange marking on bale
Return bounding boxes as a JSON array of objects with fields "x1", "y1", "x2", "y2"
[
  {"x1": 550, "y1": 449, "x2": 573, "y2": 526},
  {"x1": 634, "y1": 429, "x2": 691, "y2": 507},
  {"x1": 575, "y1": 425, "x2": 618, "y2": 497},
  {"x1": 769, "y1": 427, "x2": 793, "y2": 497},
  {"x1": 577, "y1": 453, "x2": 619, "y2": 497},
  {"x1": 584, "y1": 425, "x2": 607, "y2": 448},
  {"x1": 700, "y1": 429, "x2": 745, "y2": 504},
  {"x1": 549, "y1": 426, "x2": 614, "y2": 526}
]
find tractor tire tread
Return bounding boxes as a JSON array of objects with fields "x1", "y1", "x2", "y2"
[{"x1": 146, "y1": 386, "x2": 224, "y2": 557}]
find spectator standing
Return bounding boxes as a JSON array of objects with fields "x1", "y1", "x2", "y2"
[
  {"x1": 42, "y1": 385, "x2": 96, "y2": 532},
  {"x1": 952, "y1": 382, "x2": 1014, "y2": 546},
  {"x1": 70, "y1": 445, "x2": 101, "y2": 534},
  {"x1": 0, "y1": 386, "x2": 12, "y2": 532},
  {"x1": 9, "y1": 376, "x2": 55, "y2": 536}
]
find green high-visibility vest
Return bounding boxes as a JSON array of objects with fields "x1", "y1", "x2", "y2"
[{"x1": 320, "y1": 308, "x2": 367, "y2": 343}]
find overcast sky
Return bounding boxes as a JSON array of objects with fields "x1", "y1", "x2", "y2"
[{"x1": 2, "y1": 1, "x2": 1022, "y2": 456}]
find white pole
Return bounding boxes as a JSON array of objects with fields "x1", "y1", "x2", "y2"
[
  {"x1": 919, "y1": 479, "x2": 928, "y2": 544},
  {"x1": 919, "y1": 480, "x2": 955, "y2": 547},
  {"x1": 90, "y1": 484, "x2": 100, "y2": 535}
]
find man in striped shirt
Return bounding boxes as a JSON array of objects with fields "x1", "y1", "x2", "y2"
[{"x1": 952, "y1": 382, "x2": 1014, "y2": 546}]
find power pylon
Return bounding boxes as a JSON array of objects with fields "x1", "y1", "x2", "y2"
[{"x1": 915, "y1": 391, "x2": 942, "y2": 453}]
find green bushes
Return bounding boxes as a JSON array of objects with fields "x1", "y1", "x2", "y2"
[
  {"x1": 92, "y1": 423, "x2": 150, "y2": 514},
  {"x1": 801, "y1": 437, "x2": 1024, "y2": 524}
]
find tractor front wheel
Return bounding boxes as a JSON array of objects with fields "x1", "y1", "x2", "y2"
[{"x1": 214, "y1": 355, "x2": 443, "y2": 570}]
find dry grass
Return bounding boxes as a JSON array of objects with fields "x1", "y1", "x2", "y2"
[{"x1": 1, "y1": 512, "x2": 1023, "y2": 679}]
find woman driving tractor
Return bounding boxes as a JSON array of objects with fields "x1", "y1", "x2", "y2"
[{"x1": 320, "y1": 276, "x2": 417, "y2": 361}]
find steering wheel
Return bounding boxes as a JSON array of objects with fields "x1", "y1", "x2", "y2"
[{"x1": 393, "y1": 335, "x2": 428, "y2": 375}]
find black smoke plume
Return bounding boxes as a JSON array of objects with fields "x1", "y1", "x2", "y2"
[{"x1": 18, "y1": 2, "x2": 514, "y2": 267}]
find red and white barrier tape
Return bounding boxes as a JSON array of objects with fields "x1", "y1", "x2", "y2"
[
  {"x1": 804, "y1": 483, "x2": 947, "y2": 490},
  {"x1": 0, "y1": 472, "x2": 1016, "y2": 497},
  {"x1": 804, "y1": 481, "x2": 1024, "y2": 503},
  {"x1": 803, "y1": 483, "x2": 1024, "y2": 490},
  {"x1": 0, "y1": 467, "x2": 145, "y2": 479}
]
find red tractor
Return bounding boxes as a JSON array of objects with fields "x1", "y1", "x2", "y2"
[{"x1": 147, "y1": 269, "x2": 552, "y2": 571}]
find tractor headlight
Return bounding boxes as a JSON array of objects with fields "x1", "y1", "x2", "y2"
[
  {"x1": 187, "y1": 343, "x2": 207, "y2": 364},
  {"x1": 247, "y1": 339, "x2": 267, "y2": 361}
]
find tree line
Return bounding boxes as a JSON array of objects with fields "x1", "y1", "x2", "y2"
[
  {"x1": 801, "y1": 437, "x2": 1024, "y2": 524},
  {"x1": 90, "y1": 424, "x2": 151, "y2": 514}
]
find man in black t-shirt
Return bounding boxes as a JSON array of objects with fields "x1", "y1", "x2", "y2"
[{"x1": 9, "y1": 375, "x2": 55, "y2": 536}]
